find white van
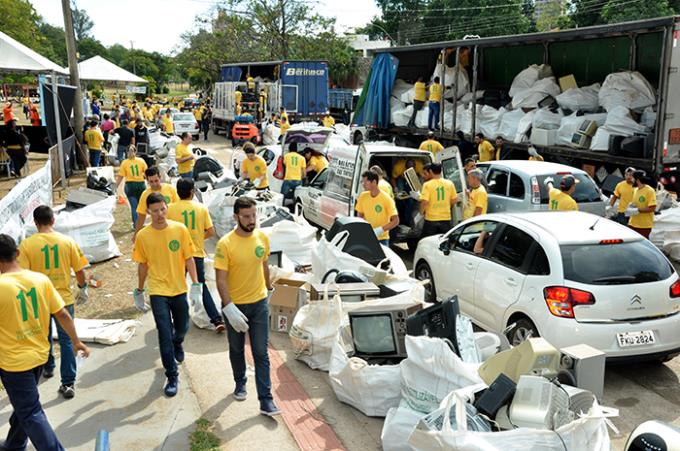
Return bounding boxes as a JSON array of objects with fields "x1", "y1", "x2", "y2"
[{"x1": 295, "y1": 143, "x2": 466, "y2": 249}]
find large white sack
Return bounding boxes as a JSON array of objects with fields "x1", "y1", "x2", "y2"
[
  {"x1": 599, "y1": 71, "x2": 656, "y2": 112},
  {"x1": 509, "y1": 64, "x2": 554, "y2": 98},
  {"x1": 415, "y1": 105, "x2": 429, "y2": 129},
  {"x1": 400, "y1": 87, "x2": 416, "y2": 104},
  {"x1": 556, "y1": 83, "x2": 600, "y2": 112},
  {"x1": 333, "y1": 123, "x2": 351, "y2": 143},
  {"x1": 514, "y1": 110, "x2": 536, "y2": 143},
  {"x1": 391, "y1": 96, "x2": 407, "y2": 113},
  {"x1": 590, "y1": 106, "x2": 649, "y2": 151},
  {"x1": 328, "y1": 328, "x2": 402, "y2": 417},
  {"x1": 557, "y1": 112, "x2": 608, "y2": 146},
  {"x1": 497, "y1": 109, "x2": 525, "y2": 140},
  {"x1": 459, "y1": 91, "x2": 485, "y2": 105},
  {"x1": 434, "y1": 64, "x2": 471, "y2": 99},
  {"x1": 262, "y1": 123, "x2": 280, "y2": 145},
  {"x1": 262, "y1": 215, "x2": 317, "y2": 266},
  {"x1": 532, "y1": 108, "x2": 563, "y2": 130},
  {"x1": 382, "y1": 404, "x2": 426, "y2": 451},
  {"x1": 641, "y1": 106, "x2": 657, "y2": 129},
  {"x1": 204, "y1": 187, "x2": 283, "y2": 237},
  {"x1": 511, "y1": 77, "x2": 561, "y2": 109},
  {"x1": 455, "y1": 104, "x2": 473, "y2": 135},
  {"x1": 477, "y1": 106, "x2": 504, "y2": 140},
  {"x1": 393, "y1": 105, "x2": 412, "y2": 127},
  {"x1": 392, "y1": 79, "x2": 413, "y2": 101},
  {"x1": 400, "y1": 335, "x2": 484, "y2": 414},
  {"x1": 650, "y1": 207, "x2": 680, "y2": 261}
]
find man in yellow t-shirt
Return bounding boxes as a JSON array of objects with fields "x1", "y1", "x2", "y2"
[
  {"x1": 162, "y1": 111, "x2": 174, "y2": 134},
  {"x1": 175, "y1": 132, "x2": 196, "y2": 179},
  {"x1": 419, "y1": 131, "x2": 444, "y2": 155},
  {"x1": 281, "y1": 146, "x2": 307, "y2": 206},
  {"x1": 193, "y1": 107, "x2": 203, "y2": 122},
  {"x1": 322, "y1": 112, "x2": 335, "y2": 128},
  {"x1": 546, "y1": 175, "x2": 579, "y2": 211},
  {"x1": 241, "y1": 143, "x2": 269, "y2": 190},
  {"x1": 167, "y1": 179, "x2": 224, "y2": 333},
  {"x1": 116, "y1": 145, "x2": 149, "y2": 226},
  {"x1": 133, "y1": 192, "x2": 200, "y2": 397},
  {"x1": 475, "y1": 133, "x2": 496, "y2": 162},
  {"x1": 84, "y1": 120, "x2": 105, "y2": 167},
  {"x1": 18, "y1": 205, "x2": 89, "y2": 397},
  {"x1": 355, "y1": 171, "x2": 399, "y2": 246},
  {"x1": 0, "y1": 233, "x2": 89, "y2": 450},
  {"x1": 234, "y1": 90, "x2": 243, "y2": 112},
  {"x1": 214, "y1": 196, "x2": 280, "y2": 416},
  {"x1": 407, "y1": 76, "x2": 427, "y2": 128},
  {"x1": 610, "y1": 167, "x2": 636, "y2": 225},
  {"x1": 417, "y1": 163, "x2": 457, "y2": 237},
  {"x1": 134, "y1": 166, "x2": 180, "y2": 239},
  {"x1": 303, "y1": 148, "x2": 328, "y2": 180},
  {"x1": 626, "y1": 170, "x2": 656, "y2": 239},
  {"x1": 370, "y1": 165, "x2": 394, "y2": 199},
  {"x1": 247, "y1": 74, "x2": 255, "y2": 92},
  {"x1": 463, "y1": 169, "x2": 488, "y2": 219},
  {"x1": 428, "y1": 76, "x2": 442, "y2": 131},
  {"x1": 528, "y1": 146, "x2": 544, "y2": 161}
]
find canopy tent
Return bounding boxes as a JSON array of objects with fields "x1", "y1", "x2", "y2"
[
  {"x1": 77, "y1": 56, "x2": 147, "y2": 83},
  {"x1": 0, "y1": 30, "x2": 67, "y2": 74}
]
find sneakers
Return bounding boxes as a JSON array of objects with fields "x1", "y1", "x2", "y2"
[
  {"x1": 164, "y1": 377, "x2": 179, "y2": 397},
  {"x1": 233, "y1": 382, "x2": 247, "y2": 401},
  {"x1": 43, "y1": 367, "x2": 54, "y2": 379},
  {"x1": 58, "y1": 384, "x2": 75, "y2": 399},
  {"x1": 214, "y1": 320, "x2": 226, "y2": 334},
  {"x1": 260, "y1": 399, "x2": 281, "y2": 417},
  {"x1": 174, "y1": 344, "x2": 185, "y2": 363}
]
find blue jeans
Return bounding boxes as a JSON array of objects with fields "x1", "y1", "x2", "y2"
[
  {"x1": 614, "y1": 212, "x2": 628, "y2": 226},
  {"x1": 150, "y1": 293, "x2": 190, "y2": 378},
  {"x1": 46, "y1": 304, "x2": 76, "y2": 386},
  {"x1": 194, "y1": 257, "x2": 220, "y2": 323},
  {"x1": 225, "y1": 299, "x2": 272, "y2": 401},
  {"x1": 379, "y1": 239, "x2": 390, "y2": 247},
  {"x1": 89, "y1": 149, "x2": 101, "y2": 167},
  {"x1": 179, "y1": 172, "x2": 193, "y2": 179},
  {"x1": 124, "y1": 181, "x2": 145, "y2": 226},
  {"x1": 281, "y1": 180, "x2": 302, "y2": 203},
  {"x1": 428, "y1": 102, "x2": 440, "y2": 130},
  {"x1": 0, "y1": 366, "x2": 65, "y2": 451},
  {"x1": 117, "y1": 144, "x2": 128, "y2": 162}
]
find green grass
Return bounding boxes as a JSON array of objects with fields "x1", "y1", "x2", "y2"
[{"x1": 190, "y1": 418, "x2": 220, "y2": 451}]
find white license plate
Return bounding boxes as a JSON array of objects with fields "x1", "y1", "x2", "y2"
[{"x1": 617, "y1": 330, "x2": 656, "y2": 347}]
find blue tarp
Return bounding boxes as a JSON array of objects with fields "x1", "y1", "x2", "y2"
[
  {"x1": 219, "y1": 66, "x2": 243, "y2": 82},
  {"x1": 352, "y1": 53, "x2": 399, "y2": 128}
]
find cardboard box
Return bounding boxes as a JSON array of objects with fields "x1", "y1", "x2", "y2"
[
  {"x1": 577, "y1": 119, "x2": 598, "y2": 137},
  {"x1": 582, "y1": 164, "x2": 596, "y2": 179},
  {"x1": 269, "y1": 275, "x2": 309, "y2": 333},
  {"x1": 270, "y1": 305, "x2": 297, "y2": 333},
  {"x1": 531, "y1": 128, "x2": 557, "y2": 146},
  {"x1": 559, "y1": 75, "x2": 578, "y2": 92}
]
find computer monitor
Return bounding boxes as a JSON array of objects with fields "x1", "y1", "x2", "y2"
[
  {"x1": 478, "y1": 337, "x2": 560, "y2": 385},
  {"x1": 326, "y1": 217, "x2": 387, "y2": 267},
  {"x1": 509, "y1": 375, "x2": 573, "y2": 430},
  {"x1": 349, "y1": 301, "x2": 423, "y2": 360},
  {"x1": 406, "y1": 297, "x2": 467, "y2": 353}
]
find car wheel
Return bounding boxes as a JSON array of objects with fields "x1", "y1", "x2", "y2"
[
  {"x1": 415, "y1": 261, "x2": 436, "y2": 302},
  {"x1": 353, "y1": 131, "x2": 363, "y2": 145},
  {"x1": 507, "y1": 318, "x2": 539, "y2": 346}
]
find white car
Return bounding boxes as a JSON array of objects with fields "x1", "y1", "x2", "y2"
[
  {"x1": 414, "y1": 211, "x2": 680, "y2": 361},
  {"x1": 171, "y1": 112, "x2": 200, "y2": 140}
]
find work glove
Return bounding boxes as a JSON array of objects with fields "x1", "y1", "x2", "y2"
[
  {"x1": 604, "y1": 205, "x2": 616, "y2": 219},
  {"x1": 253, "y1": 177, "x2": 262, "y2": 187},
  {"x1": 543, "y1": 177, "x2": 554, "y2": 187},
  {"x1": 75, "y1": 285, "x2": 89, "y2": 305},
  {"x1": 190, "y1": 283, "x2": 202, "y2": 308},
  {"x1": 625, "y1": 206, "x2": 640, "y2": 217},
  {"x1": 409, "y1": 190, "x2": 421, "y2": 201},
  {"x1": 373, "y1": 226, "x2": 384, "y2": 237},
  {"x1": 133, "y1": 288, "x2": 149, "y2": 312},
  {"x1": 267, "y1": 287, "x2": 275, "y2": 301},
  {"x1": 222, "y1": 303, "x2": 249, "y2": 333}
]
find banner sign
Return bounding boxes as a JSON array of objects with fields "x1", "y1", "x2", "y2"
[{"x1": 126, "y1": 85, "x2": 147, "y2": 94}]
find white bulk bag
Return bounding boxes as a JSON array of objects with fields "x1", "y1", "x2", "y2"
[
  {"x1": 262, "y1": 123, "x2": 280, "y2": 145},
  {"x1": 590, "y1": 106, "x2": 649, "y2": 151},
  {"x1": 328, "y1": 328, "x2": 402, "y2": 417},
  {"x1": 262, "y1": 214, "x2": 317, "y2": 266},
  {"x1": 511, "y1": 77, "x2": 561, "y2": 109},
  {"x1": 400, "y1": 87, "x2": 416, "y2": 104},
  {"x1": 455, "y1": 104, "x2": 473, "y2": 135},
  {"x1": 289, "y1": 284, "x2": 344, "y2": 371},
  {"x1": 415, "y1": 105, "x2": 430, "y2": 129},
  {"x1": 392, "y1": 79, "x2": 413, "y2": 102},
  {"x1": 556, "y1": 83, "x2": 600, "y2": 112},
  {"x1": 509, "y1": 64, "x2": 554, "y2": 98},
  {"x1": 400, "y1": 335, "x2": 484, "y2": 414},
  {"x1": 393, "y1": 105, "x2": 412, "y2": 127},
  {"x1": 497, "y1": 109, "x2": 525, "y2": 141},
  {"x1": 382, "y1": 405, "x2": 427, "y2": 451},
  {"x1": 514, "y1": 110, "x2": 536, "y2": 143},
  {"x1": 599, "y1": 71, "x2": 656, "y2": 112},
  {"x1": 477, "y1": 106, "x2": 504, "y2": 140},
  {"x1": 532, "y1": 108, "x2": 563, "y2": 130}
]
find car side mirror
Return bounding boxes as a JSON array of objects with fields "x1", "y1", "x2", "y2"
[{"x1": 439, "y1": 239, "x2": 451, "y2": 256}]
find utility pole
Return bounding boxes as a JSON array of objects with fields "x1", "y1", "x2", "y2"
[
  {"x1": 130, "y1": 41, "x2": 136, "y2": 74},
  {"x1": 61, "y1": 0, "x2": 86, "y2": 166}
]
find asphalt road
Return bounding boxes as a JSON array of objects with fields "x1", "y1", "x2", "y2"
[{"x1": 200, "y1": 131, "x2": 680, "y2": 449}]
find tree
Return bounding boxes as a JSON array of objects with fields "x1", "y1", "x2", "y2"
[
  {"x1": 522, "y1": 0, "x2": 538, "y2": 33},
  {"x1": 77, "y1": 37, "x2": 108, "y2": 60},
  {"x1": 601, "y1": 0, "x2": 673, "y2": 23},
  {"x1": 569, "y1": 0, "x2": 607, "y2": 27},
  {"x1": 40, "y1": 23, "x2": 67, "y2": 66},
  {"x1": 0, "y1": 0, "x2": 51, "y2": 55},
  {"x1": 535, "y1": 0, "x2": 571, "y2": 31},
  {"x1": 70, "y1": 1, "x2": 94, "y2": 41}
]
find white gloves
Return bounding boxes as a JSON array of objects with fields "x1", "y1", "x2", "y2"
[
  {"x1": 625, "y1": 206, "x2": 640, "y2": 217},
  {"x1": 413, "y1": 213, "x2": 424, "y2": 225},
  {"x1": 190, "y1": 283, "x2": 202, "y2": 307},
  {"x1": 544, "y1": 177, "x2": 554, "y2": 187},
  {"x1": 373, "y1": 226, "x2": 384, "y2": 237},
  {"x1": 253, "y1": 177, "x2": 262, "y2": 187},
  {"x1": 222, "y1": 303, "x2": 249, "y2": 333},
  {"x1": 604, "y1": 205, "x2": 616, "y2": 218},
  {"x1": 410, "y1": 191, "x2": 421, "y2": 201},
  {"x1": 133, "y1": 288, "x2": 149, "y2": 312},
  {"x1": 75, "y1": 285, "x2": 89, "y2": 305}
]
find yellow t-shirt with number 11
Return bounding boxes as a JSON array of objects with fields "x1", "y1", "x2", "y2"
[
  {"x1": 283, "y1": 152, "x2": 306, "y2": 181},
  {"x1": 421, "y1": 178, "x2": 457, "y2": 221},
  {"x1": 167, "y1": 200, "x2": 213, "y2": 258},
  {"x1": 118, "y1": 157, "x2": 148, "y2": 183}
]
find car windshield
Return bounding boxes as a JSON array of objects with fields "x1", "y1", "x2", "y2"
[
  {"x1": 536, "y1": 174, "x2": 601, "y2": 203},
  {"x1": 258, "y1": 148, "x2": 276, "y2": 165},
  {"x1": 284, "y1": 130, "x2": 330, "y2": 154},
  {"x1": 173, "y1": 114, "x2": 195, "y2": 121},
  {"x1": 561, "y1": 240, "x2": 674, "y2": 285}
]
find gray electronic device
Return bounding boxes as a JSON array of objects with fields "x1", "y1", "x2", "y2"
[
  {"x1": 625, "y1": 421, "x2": 680, "y2": 451},
  {"x1": 561, "y1": 384, "x2": 596, "y2": 415},
  {"x1": 557, "y1": 344, "x2": 606, "y2": 400},
  {"x1": 509, "y1": 375, "x2": 573, "y2": 430}
]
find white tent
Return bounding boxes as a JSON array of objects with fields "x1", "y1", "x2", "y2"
[
  {"x1": 77, "y1": 55, "x2": 148, "y2": 83},
  {"x1": 0, "y1": 30, "x2": 67, "y2": 74}
]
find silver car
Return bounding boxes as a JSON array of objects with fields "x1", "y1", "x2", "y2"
[
  {"x1": 171, "y1": 112, "x2": 200, "y2": 140},
  {"x1": 477, "y1": 160, "x2": 606, "y2": 216}
]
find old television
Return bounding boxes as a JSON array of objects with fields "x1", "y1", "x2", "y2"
[
  {"x1": 478, "y1": 337, "x2": 560, "y2": 385},
  {"x1": 349, "y1": 300, "x2": 423, "y2": 361}
]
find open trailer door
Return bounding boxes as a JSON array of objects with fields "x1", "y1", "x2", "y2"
[{"x1": 437, "y1": 145, "x2": 467, "y2": 224}]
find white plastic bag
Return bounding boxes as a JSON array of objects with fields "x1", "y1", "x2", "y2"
[
  {"x1": 556, "y1": 83, "x2": 600, "y2": 112},
  {"x1": 289, "y1": 284, "x2": 344, "y2": 371},
  {"x1": 455, "y1": 104, "x2": 473, "y2": 135},
  {"x1": 415, "y1": 105, "x2": 430, "y2": 129},
  {"x1": 641, "y1": 106, "x2": 657, "y2": 128},
  {"x1": 511, "y1": 77, "x2": 561, "y2": 109},
  {"x1": 514, "y1": 110, "x2": 536, "y2": 143},
  {"x1": 262, "y1": 123, "x2": 281, "y2": 145},
  {"x1": 590, "y1": 106, "x2": 649, "y2": 151},
  {"x1": 497, "y1": 109, "x2": 525, "y2": 141},
  {"x1": 393, "y1": 105, "x2": 412, "y2": 127},
  {"x1": 599, "y1": 71, "x2": 656, "y2": 112},
  {"x1": 509, "y1": 64, "x2": 554, "y2": 98},
  {"x1": 399, "y1": 335, "x2": 484, "y2": 414},
  {"x1": 262, "y1": 215, "x2": 317, "y2": 266},
  {"x1": 400, "y1": 87, "x2": 416, "y2": 104},
  {"x1": 477, "y1": 106, "x2": 504, "y2": 139},
  {"x1": 382, "y1": 404, "x2": 426, "y2": 451},
  {"x1": 393, "y1": 79, "x2": 414, "y2": 103},
  {"x1": 532, "y1": 109, "x2": 563, "y2": 130},
  {"x1": 328, "y1": 327, "x2": 402, "y2": 417}
]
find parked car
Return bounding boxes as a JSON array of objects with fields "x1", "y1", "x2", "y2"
[
  {"x1": 171, "y1": 112, "x2": 200, "y2": 140},
  {"x1": 477, "y1": 160, "x2": 606, "y2": 216},
  {"x1": 414, "y1": 211, "x2": 680, "y2": 361}
]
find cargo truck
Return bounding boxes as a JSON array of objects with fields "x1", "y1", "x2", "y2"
[
  {"x1": 211, "y1": 60, "x2": 329, "y2": 141},
  {"x1": 352, "y1": 16, "x2": 680, "y2": 185}
]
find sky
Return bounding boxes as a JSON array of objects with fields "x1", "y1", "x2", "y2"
[{"x1": 30, "y1": 0, "x2": 381, "y2": 55}]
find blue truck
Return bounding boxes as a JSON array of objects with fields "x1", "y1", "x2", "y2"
[{"x1": 212, "y1": 60, "x2": 330, "y2": 139}]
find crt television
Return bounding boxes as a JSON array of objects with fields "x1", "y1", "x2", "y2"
[
  {"x1": 478, "y1": 337, "x2": 560, "y2": 385},
  {"x1": 349, "y1": 301, "x2": 423, "y2": 360}
]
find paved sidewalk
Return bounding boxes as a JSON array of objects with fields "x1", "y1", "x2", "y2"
[{"x1": 0, "y1": 314, "x2": 201, "y2": 450}]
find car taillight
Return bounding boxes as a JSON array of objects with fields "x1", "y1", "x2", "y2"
[
  {"x1": 599, "y1": 239, "x2": 623, "y2": 245},
  {"x1": 274, "y1": 156, "x2": 284, "y2": 179},
  {"x1": 544, "y1": 286, "x2": 595, "y2": 318},
  {"x1": 195, "y1": 123, "x2": 199, "y2": 129},
  {"x1": 531, "y1": 176, "x2": 540, "y2": 204},
  {"x1": 670, "y1": 280, "x2": 680, "y2": 298}
]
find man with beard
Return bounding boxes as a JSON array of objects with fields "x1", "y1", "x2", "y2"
[{"x1": 214, "y1": 196, "x2": 280, "y2": 416}]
